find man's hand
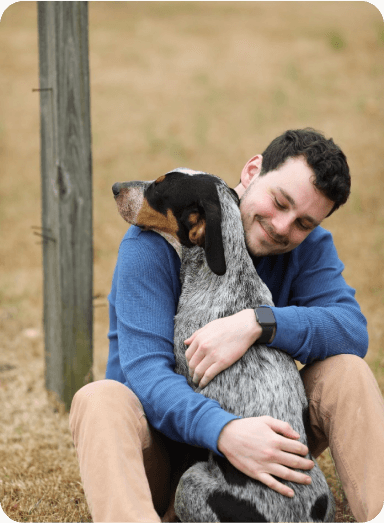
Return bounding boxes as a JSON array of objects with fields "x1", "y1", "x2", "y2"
[
  {"x1": 184, "y1": 310, "x2": 261, "y2": 388},
  {"x1": 218, "y1": 417, "x2": 314, "y2": 497}
]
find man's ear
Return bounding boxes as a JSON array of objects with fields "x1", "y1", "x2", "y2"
[{"x1": 240, "y1": 155, "x2": 263, "y2": 189}]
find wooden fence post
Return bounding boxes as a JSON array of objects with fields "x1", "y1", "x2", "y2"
[{"x1": 37, "y1": 1, "x2": 93, "y2": 411}]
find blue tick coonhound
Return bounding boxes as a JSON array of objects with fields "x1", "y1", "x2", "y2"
[{"x1": 112, "y1": 169, "x2": 335, "y2": 522}]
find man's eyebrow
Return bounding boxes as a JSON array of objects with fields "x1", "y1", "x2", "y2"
[{"x1": 277, "y1": 187, "x2": 320, "y2": 227}]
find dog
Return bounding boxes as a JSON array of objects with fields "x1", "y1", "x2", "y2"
[{"x1": 112, "y1": 169, "x2": 335, "y2": 522}]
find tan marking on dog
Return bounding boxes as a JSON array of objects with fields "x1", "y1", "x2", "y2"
[
  {"x1": 188, "y1": 212, "x2": 206, "y2": 246},
  {"x1": 155, "y1": 175, "x2": 166, "y2": 184},
  {"x1": 137, "y1": 199, "x2": 179, "y2": 237},
  {"x1": 188, "y1": 212, "x2": 200, "y2": 226}
]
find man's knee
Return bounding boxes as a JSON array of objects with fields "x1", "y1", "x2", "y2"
[
  {"x1": 302, "y1": 354, "x2": 371, "y2": 396},
  {"x1": 329, "y1": 353, "x2": 369, "y2": 372},
  {"x1": 70, "y1": 379, "x2": 121, "y2": 416},
  {"x1": 71, "y1": 378, "x2": 139, "y2": 408},
  {"x1": 69, "y1": 380, "x2": 144, "y2": 442},
  {"x1": 321, "y1": 354, "x2": 374, "y2": 396},
  {"x1": 303, "y1": 353, "x2": 381, "y2": 429}
]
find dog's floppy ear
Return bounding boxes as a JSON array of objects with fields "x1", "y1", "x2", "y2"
[
  {"x1": 200, "y1": 198, "x2": 226, "y2": 275},
  {"x1": 182, "y1": 189, "x2": 226, "y2": 276}
]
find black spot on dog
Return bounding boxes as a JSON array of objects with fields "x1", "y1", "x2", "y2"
[
  {"x1": 302, "y1": 404, "x2": 315, "y2": 458},
  {"x1": 207, "y1": 491, "x2": 268, "y2": 522},
  {"x1": 214, "y1": 456, "x2": 249, "y2": 487},
  {"x1": 310, "y1": 493, "x2": 329, "y2": 521},
  {"x1": 302, "y1": 405, "x2": 310, "y2": 431}
]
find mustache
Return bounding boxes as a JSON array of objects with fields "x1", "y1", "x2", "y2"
[{"x1": 256, "y1": 216, "x2": 289, "y2": 246}]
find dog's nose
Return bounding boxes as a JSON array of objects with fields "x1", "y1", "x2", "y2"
[{"x1": 112, "y1": 182, "x2": 121, "y2": 196}]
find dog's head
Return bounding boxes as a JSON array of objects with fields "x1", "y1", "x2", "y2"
[{"x1": 112, "y1": 169, "x2": 238, "y2": 276}]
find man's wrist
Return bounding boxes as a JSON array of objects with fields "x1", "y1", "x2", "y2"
[
  {"x1": 217, "y1": 419, "x2": 238, "y2": 457},
  {"x1": 254, "y1": 307, "x2": 277, "y2": 344},
  {"x1": 243, "y1": 309, "x2": 262, "y2": 344}
]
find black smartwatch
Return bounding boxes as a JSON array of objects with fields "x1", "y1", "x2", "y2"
[{"x1": 254, "y1": 307, "x2": 276, "y2": 344}]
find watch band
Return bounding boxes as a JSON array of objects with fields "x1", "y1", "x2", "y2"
[{"x1": 254, "y1": 307, "x2": 276, "y2": 344}]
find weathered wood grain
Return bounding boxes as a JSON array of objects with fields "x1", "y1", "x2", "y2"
[{"x1": 37, "y1": 1, "x2": 93, "y2": 411}]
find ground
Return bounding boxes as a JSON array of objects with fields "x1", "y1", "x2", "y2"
[{"x1": 0, "y1": 2, "x2": 383, "y2": 521}]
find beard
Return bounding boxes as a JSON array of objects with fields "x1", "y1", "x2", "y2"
[
  {"x1": 242, "y1": 217, "x2": 290, "y2": 258},
  {"x1": 240, "y1": 186, "x2": 290, "y2": 257}
]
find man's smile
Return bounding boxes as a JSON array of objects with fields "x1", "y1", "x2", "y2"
[{"x1": 257, "y1": 219, "x2": 288, "y2": 246}]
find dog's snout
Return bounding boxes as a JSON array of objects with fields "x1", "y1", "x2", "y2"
[{"x1": 112, "y1": 182, "x2": 121, "y2": 197}]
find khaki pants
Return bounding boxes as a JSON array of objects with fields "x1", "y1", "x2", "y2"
[{"x1": 69, "y1": 355, "x2": 384, "y2": 522}]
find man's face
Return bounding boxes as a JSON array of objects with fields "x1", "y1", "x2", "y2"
[{"x1": 239, "y1": 156, "x2": 334, "y2": 257}]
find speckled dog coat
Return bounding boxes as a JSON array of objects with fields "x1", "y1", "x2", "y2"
[{"x1": 112, "y1": 169, "x2": 335, "y2": 522}]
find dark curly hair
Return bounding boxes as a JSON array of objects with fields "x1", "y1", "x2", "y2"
[{"x1": 260, "y1": 128, "x2": 351, "y2": 216}]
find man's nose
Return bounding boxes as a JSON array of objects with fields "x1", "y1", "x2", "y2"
[{"x1": 271, "y1": 214, "x2": 292, "y2": 237}]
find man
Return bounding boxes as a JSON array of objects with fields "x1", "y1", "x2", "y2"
[{"x1": 70, "y1": 128, "x2": 384, "y2": 522}]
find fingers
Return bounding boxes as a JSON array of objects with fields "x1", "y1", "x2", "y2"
[
  {"x1": 264, "y1": 416, "x2": 301, "y2": 440},
  {"x1": 260, "y1": 460, "x2": 312, "y2": 496},
  {"x1": 189, "y1": 354, "x2": 220, "y2": 388},
  {"x1": 258, "y1": 472, "x2": 295, "y2": 498},
  {"x1": 264, "y1": 417, "x2": 313, "y2": 464},
  {"x1": 185, "y1": 340, "x2": 205, "y2": 379},
  {"x1": 278, "y1": 438, "x2": 313, "y2": 467},
  {"x1": 263, "y1": 417, "x2": 311, "y2": 453},
  {"x1": 194, "y1": 362, "x2": 224, "y2": 388},
  {"x1": 218, "y1": 417, "x2": 315, "y2": 500},
  {"x1": 244, "y1": 454, "x2": 312, "y2": 498},
  {"x1": 185, "y1": 340, "x2": 200, "y2": 368},
  {"x1": 184, "y1": 330, "x2": 198, "y2": 347},
  {"x1": 277, "y1": 448, "x2": 314, "y2": 471},
  {"x1": 277, "y1": 431, "x2": 309, "y2": 455},
  {"x1": 237, "y1": 459, "x2": 311, "y2": 498},
  {"x1": 185, "y1": 334, "x2": 221, "y2": 387}
]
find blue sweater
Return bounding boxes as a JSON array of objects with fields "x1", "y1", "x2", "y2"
[{"x1": 106, "y1": 225, "x2": 368, "y2": 454}]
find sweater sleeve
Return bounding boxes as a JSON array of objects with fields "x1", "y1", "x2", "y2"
[
  {"x1": 113, "y1": 229, "x2": 237, "y2": 453},
  {"x1": 265, "y1": 229, "x2": 369, "y2": 364}
]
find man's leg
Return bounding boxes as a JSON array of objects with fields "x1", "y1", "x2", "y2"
[
  {"x1": 69, "y1": 379, "x2": 170, "y2": 522},
  {"x1": 300, "y1": 354, "x2": 384, "y2": 522}
]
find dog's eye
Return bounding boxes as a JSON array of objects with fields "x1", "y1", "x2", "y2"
[{"x1": 145, "y1": 183, "x2": 158, "y2": 197}]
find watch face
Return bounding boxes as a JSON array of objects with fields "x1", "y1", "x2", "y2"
[{"x1": 256, "y1": 308, "x2": 275, "y2": 326}]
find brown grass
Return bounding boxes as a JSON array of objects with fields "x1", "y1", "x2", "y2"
[{"x1": 0, "y1": 2, "x2": 383, "y2": 521}]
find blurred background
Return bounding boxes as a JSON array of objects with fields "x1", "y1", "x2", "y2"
[{"x1": 0, "y1": 2, "x2": 383, "y2": 521}]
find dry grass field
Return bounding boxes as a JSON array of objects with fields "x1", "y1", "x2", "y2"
[{"x1": 0, "y1": 2, "x2": 383, "y2": 521}]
